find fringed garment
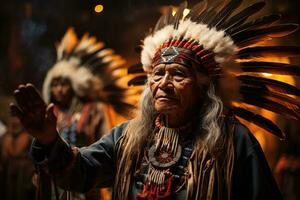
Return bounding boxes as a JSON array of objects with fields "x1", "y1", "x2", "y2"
[{"x1": 113, "y1": 116, "x2": 235, "y2": 200}]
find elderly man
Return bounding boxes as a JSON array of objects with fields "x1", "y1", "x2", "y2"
[{"x1": 11, "y1": 0, "x2": 300, "y2": 199}]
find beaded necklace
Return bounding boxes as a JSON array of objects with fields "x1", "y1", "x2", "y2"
[{"x1": 136, "y1": 115, "x2": 193, "y2": 199}]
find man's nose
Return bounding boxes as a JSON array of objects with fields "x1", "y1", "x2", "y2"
[{"x1": 159, "y1": 74, "x2": 173, "y2": 89}]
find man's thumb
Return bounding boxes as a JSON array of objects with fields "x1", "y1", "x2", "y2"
[{"x1": 46, "y1": 103, "x2": 57, "y2": 123}]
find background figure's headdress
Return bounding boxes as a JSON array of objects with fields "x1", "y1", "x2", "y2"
[
  {"x1": 43, "y1": 27, "x2": 134, "y2": 116},
  {"x1": 129, "y1": 0, "x2": 300, "y2": 138}
]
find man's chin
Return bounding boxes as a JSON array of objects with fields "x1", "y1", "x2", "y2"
[{"x1": 155, "y1": 104, "x2": 180, "y2": 115}]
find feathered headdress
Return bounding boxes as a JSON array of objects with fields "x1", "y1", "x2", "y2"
[
  {"x1": 43, "y1": 27, "x2": 134, "y2": 116},
  {"x1": 129, "y1": 0, "x2": 300, "y2": 139}
]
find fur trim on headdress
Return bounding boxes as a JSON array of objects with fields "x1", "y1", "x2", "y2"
[
  {"x1": 43, "y1": 58, "x2": 93, "y2": 103},
  {"x1": 141, "y1": 19, "x2": 236, "y2": 72}
]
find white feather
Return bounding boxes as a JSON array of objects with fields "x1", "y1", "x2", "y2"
[{"x1": 141, "y1": 19, "x2": 237, "y2": 72}]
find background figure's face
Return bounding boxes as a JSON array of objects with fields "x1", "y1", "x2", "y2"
[
  {"x1": 149, "y1": 63, "x2": 202, "y2": 120},
  {"x1": 50, "y1": 77, "x2": 73, "y2": 107}
]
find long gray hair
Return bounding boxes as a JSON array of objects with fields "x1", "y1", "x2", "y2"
[
  {"x1": 113, "y1": 80, "x2": 225, "y2": 199},
  {"x1": 126, "y1": 81, "x2": 224, "y2": 154}
]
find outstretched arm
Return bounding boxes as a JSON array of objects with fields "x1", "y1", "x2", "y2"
[
  {"x1": 10, "y1": 84, "x2": 125, "y2": 192},
  {"x1": 31, "y1": 123, "x2": 125, "y2": 192}
]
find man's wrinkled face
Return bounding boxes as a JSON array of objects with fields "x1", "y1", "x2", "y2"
[
  {"x1": 50, "y1": 77, "x2": 73, "y2": 106},
  {"x1": 149, "y1": 63, "x2": 201, "y2": 116}
]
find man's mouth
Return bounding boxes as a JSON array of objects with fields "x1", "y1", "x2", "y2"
[{"x1": 156, "y1": 96, "x2": 178, "y2": 101}]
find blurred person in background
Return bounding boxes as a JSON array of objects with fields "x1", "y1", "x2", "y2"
[
  {"x1": 0, "y1": 115, "x2": 35, "y2": 200},
  {"x1": 34, "y1": 28, "x2": 135, "y2": 200}
]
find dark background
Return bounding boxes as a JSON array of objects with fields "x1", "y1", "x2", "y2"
[{"x1": 1, "y1": 0, "x2": 300, "y2": 94}]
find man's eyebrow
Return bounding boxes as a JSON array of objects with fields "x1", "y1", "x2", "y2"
[{"x1": 153, "y1": 66, "x2": 164, "y2": 71}]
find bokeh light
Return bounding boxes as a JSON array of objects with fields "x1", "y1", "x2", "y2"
[{"x1": 94, "y1": 4, "x2": 103, "y2": 13}]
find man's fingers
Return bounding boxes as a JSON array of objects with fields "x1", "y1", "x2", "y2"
[
  {"x1": 14, "y1": 85, "x2": 31, "y2": 112},
  {"x1": 10, "y1": 103, "x2": 25, "y2": 122},
  {"x1": 46, "y1": 103, "x2": 57, "y2": 123},
  {"x1": 14, "y1": 84, "x2": 47, "y2": 122},
  {"x1": 10, "y1": 103, "x2": 36, "y2": 130},
  {"x1": 26, "y1": 83, "x2": 46, "y2": 108},
  {"x1": 11, "y1": 104, "x2": 39, "y2": 138}
]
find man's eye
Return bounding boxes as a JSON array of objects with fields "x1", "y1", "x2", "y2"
[
  {"x1": 154, "y1": 70, "x2": 164, "y2": 76},
  {"x1": 174, "y1": 70, "x2": 185, "y2": 77},
  {"x1": 151, "y1": 70, "x2": 163, "y2": 81}
]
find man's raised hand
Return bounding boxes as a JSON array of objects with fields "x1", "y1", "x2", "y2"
[{"x1": 10, "y1": 83, "x2": 58, "y2": 144}]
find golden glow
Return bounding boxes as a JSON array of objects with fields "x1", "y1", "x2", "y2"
[
  {"x1": 172, "y1": 7, "x2": 177, "y2": 16},
  {"x1": 171, "y1": 7, "x2": 190, "y2": 18},
  {"x1": 262, "y1": 73, "x2": 272, "y2": 77},
  {"x1": 235, "y1": 56, "x2": 295, "y2": 160},
  {"x1": 183, "y1": 8, "x2": 190, "y2": 18},
  {"x1": 94, "y1": 4, "x2": 104, "y2": 13}
]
